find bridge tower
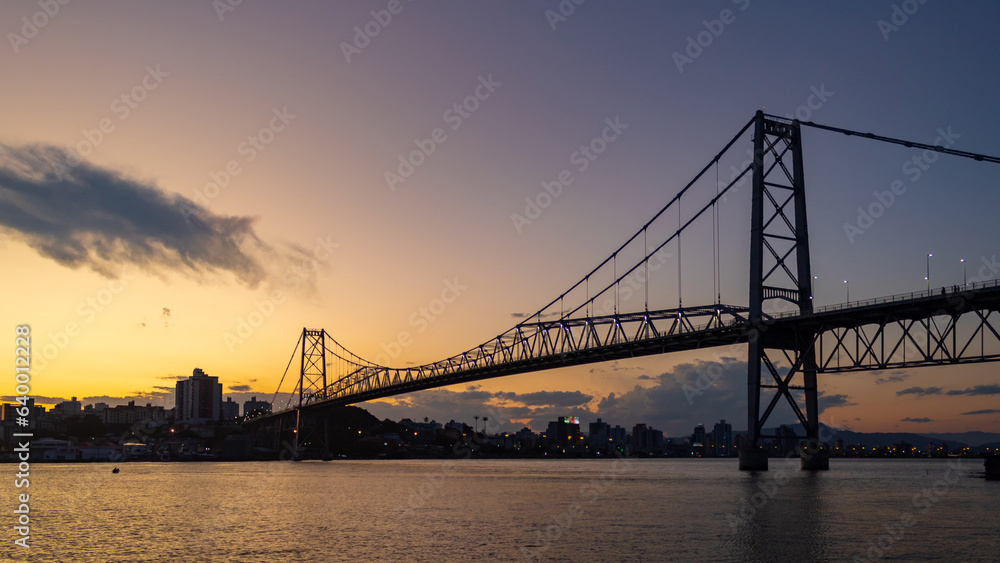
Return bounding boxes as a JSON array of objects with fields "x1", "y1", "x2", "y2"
[
  {"x1": 740, "y1": 111, "x2": 827, "y2": 471},
  {"x1": 292, "y1": 328, "x2": 329, "y2": 458},
  {"x1": 299, "y1": 328, "x2": 328, "y2": 407}
]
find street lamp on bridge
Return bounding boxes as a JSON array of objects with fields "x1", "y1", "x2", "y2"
[
  {"x1": 844, "y1": 279, "x2": 849, "y2": 303},
  {"x1": 962, "y1": 258, "x2": 967, "y2": 287},
  {"x1": 926, "y1": 253, "x2": 933, "y2": 291}
]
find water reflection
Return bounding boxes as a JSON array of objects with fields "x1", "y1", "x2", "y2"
[{"x1": 728, "y1": 455, "x2": 830, "y2": 562}]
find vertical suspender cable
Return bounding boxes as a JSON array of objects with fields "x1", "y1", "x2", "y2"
[
  {"x1": 713, "y1": 161, "x2": 718, "y2": 305},
  {"x1": 677, "y1": 199, "x2": 682, "y2": 308},
  {"x1": 614, "y1": 253, "x2": 618, "y2": 315},
  {"x1": 716, "y1": 160, "x2": 721, "y2": 304},
  {"x1": 644, "y1": 228, "x2": 649, "y2": 311}
]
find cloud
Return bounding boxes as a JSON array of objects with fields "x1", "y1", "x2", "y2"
[
  {"x1": 960, "y1": 409, "x2": 1000, "y2": 416},
  {"x1": 363, "y1": 359, "x2": 846, "y2": 435},
  {"x1": 591, "y1": 359, "x2": 766, "y2": 436},
  {"x1": 637, "y1": 375, "x2": 651, "y2": 380},
  {"x1": 228, "y1": 384, "x2": 253, "y2": 392},
  {"x1": 901, "y1": 417, "x2": 933, "y2": 423},
  {"x1": 875, "y1": 371, "x2": 910, "y2": 385},
  {"x1": 817, "y1": 392, "x2": 855, "y2": 411},
  {"x1": 1, "y1": 395, "x2": 68, "y2": 405},
  {"x1": 945, "y1": 385, "x2": 1000, "y2": 396},
  {"x1": 509, "y1": 312, "x2": 559, "y2": 319},
  {"x1": 502, "y1": 390, "x2": 592, "y2": 408},
  {"x1": 896, "y1": 386, "x2": 943, "y2": 397},
  {"x1": 81, "y1": 390, "x2": 173, "y2": 407},
  {"x1": 0, "y1": 144, "x2": 307, "y2": 288}
]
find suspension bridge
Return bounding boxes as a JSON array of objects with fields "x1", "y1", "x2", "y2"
[{"x1": 245, "y1": 111, "x2": 1000, "y2": 470}]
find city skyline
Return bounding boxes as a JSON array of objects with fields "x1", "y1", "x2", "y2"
[{"x1": 3, "y1": 2, "x2": 1000, "y2": 438}]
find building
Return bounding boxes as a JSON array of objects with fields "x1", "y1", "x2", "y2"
[
  {"x1": 610, "y1": 425, "x2": 628, "y2": 446},
  {"x1": 242, "y1": 396, "x2": 272, "y2": 418},
  {"x1": 692, "y1": 424, "x2": 706, "y2": 447},
  {"x1": 1, "y1": 399, "x2": 44, "y2": 447},
  {"x1": 545, "y1": 416, "x2": 584, "y2": 450},
  {"x1": 589, "y1": 418, "x2": 611, "y2": 449},
  {"x1": 50, "y1": 396, "x2": 82, "y2": 419},
  {"x1": 221, "y1": 397, "x2": 240, "y2": 421},
  {"x1": 713, "y1": 419, "x2": 733, "y2": 457},
  {"x1": 84, "y1": 402, "x2": 109, "y2": 415},
  {"x1": 103, "y1": 401, "x2": 167, "y2": 426},
  {"x1": 632, "y1": 423, "x2": 664, "y2": 454},
  {"x1": 775, "y1": 424, "x2": 798, "y2": 456},
  {"x1": 175, "y1": 368, "x2": 222, "y2": 424},
  {"x1": 399, "y1": 418, "x2": 442, "y2": 445}
]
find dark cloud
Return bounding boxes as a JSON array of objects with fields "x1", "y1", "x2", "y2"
[
  {"x1": 874, "y1": 371, "x2": 910, "y2": 385},
  {"x1": 896, "y1": 386, "x2": 943, "y2": 397},
  {"x1": 228, "y1": 384, "x2": 253, "y2": 392},
  {"x1": 81, "y1": 390, "x2": 173, "y2": 407},
  {"x1": 637, "y1": 375, "x2": 651, "y2": 380},
  {"x1": 960, "y1": 409, "x2": 1000, "y2": 415},
  {"x1": 818, "y1": 392, "x2": 855, "y2": 411},
  {"x1": 510, "y1": 390, "x2": 592, "y2": 408},
  {"x1": 1, "y1": 395, "x2": 68, "y2": 405},
  {"x1": 364, "y1": 359, "x2": 846, "y2": 435},
  {"x1": 157, "y1": 375, "x2": 188, "y2": 381},
  {"x1": 946, "y1": 385, "x2": 1000, "y2": 396},
  {"x1": 901, "y1": 417, "x2": 933, "y2": 423},
  {"x1": 0, "y1": 144, "x2": 307, "y2": 288},
  {"x1": 592, "y1": 359, "x2": 765, "y2": 436}
]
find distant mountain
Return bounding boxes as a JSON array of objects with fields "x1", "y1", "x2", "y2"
[
  {"x1": 921, "y1": 432, "x2": 1000, "y2": 447},
  {"x1": 756, "y1": 423, "x2": 970, "y2": 450}
]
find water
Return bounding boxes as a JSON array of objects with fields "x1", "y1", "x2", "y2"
[{"x1": 4, "y1": 458, "x2": 998, "y2": 562}]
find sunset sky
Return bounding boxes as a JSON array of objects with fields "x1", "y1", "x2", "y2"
[{"x1": 2, "y1": 1, "x2": 999, "y2": 436}]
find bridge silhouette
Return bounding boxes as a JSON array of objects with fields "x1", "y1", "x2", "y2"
[{"x1": 247, "y1": 111, "x2": 1000, "y2": 470}]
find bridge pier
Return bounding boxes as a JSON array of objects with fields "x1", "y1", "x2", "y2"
[
  {"x1": 986, "y1": 456, "x2": 1000, "y2": 481},
  {"x1": 799, "y1": 440, "x2": 830, "y2": 470},
  {"x1": 738, "y1": 447, "x2": 769, "y2": 471}
]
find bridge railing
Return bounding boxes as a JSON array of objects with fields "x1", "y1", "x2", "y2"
[{"x1": 771, "y1": 278, "x2": 1000, "y2": 319}]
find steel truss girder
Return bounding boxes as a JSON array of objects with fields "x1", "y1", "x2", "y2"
[
  {"x1": 318, "y1": 305, "x2": 749, "y2": 404},
  {"x1": 812, "y1": 307, "x2": 1000, "y2": 372}
]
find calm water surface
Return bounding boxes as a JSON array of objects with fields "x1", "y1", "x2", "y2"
[{"x1": 4, "y1": 458, "x2": 998, "y2": 562}]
